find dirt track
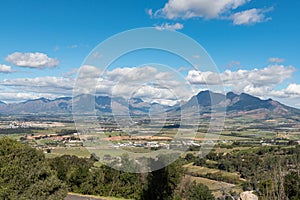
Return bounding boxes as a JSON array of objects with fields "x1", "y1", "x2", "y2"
[{"x1": 65, "y1": 194, "x2": 104, "y2": 200}]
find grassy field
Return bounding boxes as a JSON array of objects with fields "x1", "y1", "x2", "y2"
[
  {"x1": 213, "y1": 146, "x2": 258, "y2": 154},
  {"x1": 186, "y1": 175, "x2": 236, "y2": 190},
  {"x1": 0, "y1": 133, "x2": 22, "y2": 140},
  {"x1": 184, "y1": 175, "x2": 242, "y2": 198},
  {"x1": 289, "y1": 132, "x2": 300, "y2": 140},
  {"x1": 183, "y1": 163, "x2": 242, "y2": 182},
  {"x1": 47, "y1": 147, "x2": 90, "y2": 158}
]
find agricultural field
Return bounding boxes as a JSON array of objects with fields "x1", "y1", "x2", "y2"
[{"x1": 46, "y1": 147, "x2": 91, "y2": 158}]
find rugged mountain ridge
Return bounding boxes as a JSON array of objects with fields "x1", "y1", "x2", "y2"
[
  {"x1": 0, "y1": 95, "x2": 154, "y2": 115},
  {"x1": 0, "y1": 91, "x2": 299, "y2": 117},
  {"x1": 182, "y1": 90, "x2": 300, "y2": 116}
]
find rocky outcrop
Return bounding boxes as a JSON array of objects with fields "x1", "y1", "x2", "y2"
[{"x1": 238, "y1": 191, "x2": 258, "y2": 200}]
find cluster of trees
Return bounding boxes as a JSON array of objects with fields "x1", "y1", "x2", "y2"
[
  {"x1": 49, "y1": 153, "x2": 215, "y2": 200},
  {"x1": 0, "y1": 138, "x2": 215, "y2": 200},
  {"x1": 0, "y1": 137, "x2": 67, "y2": 199},
  {"x1": 0, "y1": 127, "x2": 43, "y2": 135},
  {"x1": 48, "y1": 154, "x2": 143, "y2": 199},
  {"x1": 55, "y1": 129, "x2": 77, "y2": 136},
  {"x1": 191, "y1": 145, "x2": 300, "y2": 200}
]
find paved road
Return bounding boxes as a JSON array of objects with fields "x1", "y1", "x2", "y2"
[{"x1": 65, "y1": 194, "x2": 104, "y2": 200}]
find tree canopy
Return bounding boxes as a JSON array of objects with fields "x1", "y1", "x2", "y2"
[{"x1": 0, "y1": 137, "x2": 67, "y2": 200}]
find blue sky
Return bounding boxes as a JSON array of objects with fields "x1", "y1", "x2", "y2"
[{"x1": 0, "y1": 0, "x2": 300, "y2": 107}]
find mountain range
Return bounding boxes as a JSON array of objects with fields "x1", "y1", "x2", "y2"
[
  {"x1": 0, "y1": 91, "x2": 299, "y2": 118},
  {"x1": 184, "y1": 91, "x2": 300, "y2": 118}
]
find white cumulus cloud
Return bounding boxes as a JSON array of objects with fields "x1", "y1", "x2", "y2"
[
  {"x1": 186, "y1": 65, "x2": 297, "y2": 98},
  {"x1": 266, "y1": 84, "x2": 300, "y2": 99},
  {"x1": 1, "y1": 76, "x2": 74, "y2": 91},
  {"x1": 268, "y1": 57, "x2": 285, "y2": 63},
  {"x1": 155, "y1": 22, "x2": 184, "y2": 30},
  {"x1": 0, "y1": 64, "x2": 14, "y2": 73},
  {"x1": 151, "y1": 0, "x2": 272, "y2": 25},
  {"x1": 157, "y1": 0, "x2": 249, "y2": 19},
  {"x1": 231, "y1": 8, "x2": 271, "y2": 25},
  {"x1": 6, "y1": 52, "x2": 59, "y2": 68},
  {"x1": 0, "y1": 65, "x2": 195, "y2": 105},
  {"x1": 106, "y1": 66, "x2": 158, "y2": 82},
  {"x1": 285, "y1": 84, "x2": 300, "y2": 96}
]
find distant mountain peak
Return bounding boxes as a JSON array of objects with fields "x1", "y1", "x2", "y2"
[
  {"x1": 181, "y1": 90, "x2": 300, "y2": 117},
  {"x1": 24, "y1": 97, "x2": 51, "y2": 104},
  {"x1": 54, "y1": 97, "x2": 72, "y2": 101},
  {"x1": 196, "y1": 90, "x2": 213, "y2": 96},
  {"x1": 226, "y1": 92, "x2": 238, "y2": 100},
  {"x1": 130, "y1": 97, "x2": 144, "y2": 104}
]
